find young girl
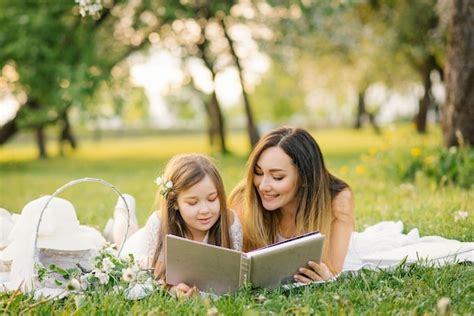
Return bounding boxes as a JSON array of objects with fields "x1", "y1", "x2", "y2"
[{"x1": 118, "y1": 154, "x2": 242, "y2": 297}]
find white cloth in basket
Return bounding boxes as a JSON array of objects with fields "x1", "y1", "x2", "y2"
[{"x1": 119, "y1": 208, "x2": 243, "y2": 269}]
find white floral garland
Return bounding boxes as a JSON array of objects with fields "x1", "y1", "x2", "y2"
[{"x1": 35, "y1": 242, "x2": 160, "y2": 299}]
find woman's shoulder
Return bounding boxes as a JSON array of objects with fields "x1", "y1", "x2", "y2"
[{"x1": 331, "y1": 188, "x2": 355, "y2": 220}]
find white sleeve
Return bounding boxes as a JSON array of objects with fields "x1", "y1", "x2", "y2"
[
  {"x1": 229, "y1": 209, "x2": 243, "y2": 251},
  {"x1": 145, "y1": 212, "x2": 161, "y2": 268},
  {"x1": 121, "y1": 212, "x2": 161, "y2": 269}
]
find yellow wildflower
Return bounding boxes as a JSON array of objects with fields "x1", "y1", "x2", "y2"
[
  {"x1": 339, "y1": 166, "x2": 349, "y2": 175},
  {"x1": 355, "y1": 165, "x2": 365, "y2": 175},
  {"x1": 410, "y1": 147, "x2": 422, "y2": 157},
  {"x1": 368, "y1": 147, "x2": 378, "y2": 156}
]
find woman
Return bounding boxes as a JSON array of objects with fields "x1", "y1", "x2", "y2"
[{"x1": 229, "y1": 127, "x2": 354, "y2": 282}]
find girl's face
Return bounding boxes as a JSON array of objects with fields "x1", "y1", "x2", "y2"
[
  {"x1": 176, "y1": 175, "x2": 221, "y2": 241},
  {"x1": 253, "y1": 146, "x2": 299, "y2": 213}
]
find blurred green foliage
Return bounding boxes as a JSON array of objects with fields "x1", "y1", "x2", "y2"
[{"x1": 369, "y1": 144, "x2": 474, "y2": 189}]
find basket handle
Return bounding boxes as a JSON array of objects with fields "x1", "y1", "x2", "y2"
[{"x1": 33, "y1": 177, "x2": 131, "y2": 257}]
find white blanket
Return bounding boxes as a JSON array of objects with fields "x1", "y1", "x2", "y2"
[{"x1": 342, "y1": 221, "x2": 474, "y2": 272}]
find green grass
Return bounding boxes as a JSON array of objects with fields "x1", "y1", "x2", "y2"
[{"x1": 0, "y1": 125, "x2": 473, "y2": 314}]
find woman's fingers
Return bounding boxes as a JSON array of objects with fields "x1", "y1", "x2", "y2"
[
  {"x1": 307, "y1": 261, "x2": 333, "y2": 280},
  {"x1": 297, "y1": 266, "x2": 321, "y2": 281},
  {"x1": 293, "y1": 273, "x2": 313, "y2": 284},
  {"x1": 294, "y1": 261, "x2": 333, "y2": 283}
]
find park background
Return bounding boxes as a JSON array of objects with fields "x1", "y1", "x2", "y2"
[{"x1": 0, "y1": 0, "x2": 473, "y2": 314}]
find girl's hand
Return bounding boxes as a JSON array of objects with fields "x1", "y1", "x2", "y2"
[
  {"x1": 169, "y1": 283, "x2": 198, "y2": 298},
  {"x1": 294, "y1": 261, "x2": 333, "y2": 283}
]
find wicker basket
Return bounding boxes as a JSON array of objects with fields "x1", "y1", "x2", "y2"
[{"x1": 31, "y1": 178, "x2": 131, "y2": 281}]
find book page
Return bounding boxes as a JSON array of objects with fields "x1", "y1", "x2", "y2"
[{"x1": 247, "y1": 233, "x2": 325, "y2": 289}]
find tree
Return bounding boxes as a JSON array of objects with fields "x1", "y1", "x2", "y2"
[
  {"x1": 220, "y1": 16, "x2": 260, "y2": 147},
  {"x1": 441, "y1": 0, "x2": 474, "y2": 147},
  {"x1": 368, "y1": 0, "x2": 445, "y2": 134},
  {"x1": 0, "y1": 1, "x2": 158, "y2": 158}
]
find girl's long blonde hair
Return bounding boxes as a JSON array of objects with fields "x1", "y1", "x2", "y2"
[
  {"x1": 153, "y1": 154, "x2": 231, "y2": 278},
  {"x1": 229, "y1": 127, "x2": 348, "y2": 273}
]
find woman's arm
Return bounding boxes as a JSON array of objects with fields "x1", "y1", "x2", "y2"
[
  {"x1": 327, "y1": 188, "x2": 355, "y2": 273},
  {"x1": 294, "y1": 188, "x2": 354, "y2": 282}
]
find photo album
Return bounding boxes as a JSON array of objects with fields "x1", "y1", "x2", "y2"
[{"x1": 166, "y1": 232, "x2": 325, "y2": 295}]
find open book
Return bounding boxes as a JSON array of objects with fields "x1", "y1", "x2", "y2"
[{"x1": 166, "y1": 232, "x2": 325, "y2": 295}]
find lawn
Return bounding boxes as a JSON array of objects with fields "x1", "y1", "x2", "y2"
[{"x1": 0, "y1": 125, "x2": 472, "y2": 314}]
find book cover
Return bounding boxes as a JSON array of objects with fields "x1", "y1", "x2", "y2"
[{"x1": 165, "y1": 232, "x2": 325, "y2": 295}]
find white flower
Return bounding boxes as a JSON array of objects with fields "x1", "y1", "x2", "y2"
[
  {"x1": 93, "y1": 270, "x2": 109, "y2": 285},
  {"x1": 65, "y1": 278, "x2": 81, "y2": 291},
  {"x1": 101, "y1": 257, "x2": 115, "y2": 273},
  {"x1": 165, "y1": 180, "x2": 173, "y2": 189},
  {"x1": 437, "y1": 297, "x2": 450, "y2": 315},
  {"x1": 207, "y1": 307, "x2": 219, "y2": 316},
  {"x1": 80, "y1": 274, "x2": 92, "y2": 290},
  {"x1": 154, "y1": 176, "x2": 164, "y2": 186},
  {"x1": 256, "y1": 294, "x2": 267, "y2": 303},
  {"x1": 125, "y1": 282, "x2": 153, "y2": 300},
  {"x1": 122, "y1": 268, "x2": 137, "y2": 283},
  {"x1": 454, "y1": 210, "x2": 468, "y2": 222}
]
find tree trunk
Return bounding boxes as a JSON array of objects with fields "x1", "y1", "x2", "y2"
[
  {"x1": 442, "y1": 0, "x2": 474, "y2": 147},
  {"x1": 210, "y1": 92, "x2": 227, "y2": 153},
  {"x1": 354, "y1": 88, "x2": 380, "y2": 133},
  {"x1": 59, "y1": 110, "x2": 77, "y2": 155},
  {"x1": 197, "y1": 32, "x2": 228, "y2": 154},
  {"x1": 415, "y1": 56, "x2": 436, "y2": 134},
  {"x1": 0, "y1": 119, "x2": 18, "y2": 145},
  {"x1": 35, "y1": 126, "x2": 47, "y2": 159},
  {"x1": 201, "y1": 100, "x2": 215, "y2": 148},
  {"x1": 354, "y1": 89, "x2": 366, "y2": 129},
  {"x1": 220, "y1": 17, "x2": 260, "y2": 148}
]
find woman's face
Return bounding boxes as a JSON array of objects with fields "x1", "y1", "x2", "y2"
[
  {"x1": 177, "y1": 175, "x2": 221, "y2": 241},
  {"x1": 253, "y1": 146, "x2": 299, "y2": 213}
]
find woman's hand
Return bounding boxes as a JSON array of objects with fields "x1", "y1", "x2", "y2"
[
  {"x1": 294, "y1": 261, "x2": 333, "y2": 283},
  {"x1": 169, "y1": 283, "x2": 198, "y2": 298}
]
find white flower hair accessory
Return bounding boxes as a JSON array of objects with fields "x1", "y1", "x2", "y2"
[{"x1": 154, "y1": 175, "x2": 173, "y2": 197}]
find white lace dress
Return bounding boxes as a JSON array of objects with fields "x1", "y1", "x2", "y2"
[{"x1": 120, "y1": 210, "x2": 242, "y2": 269}]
